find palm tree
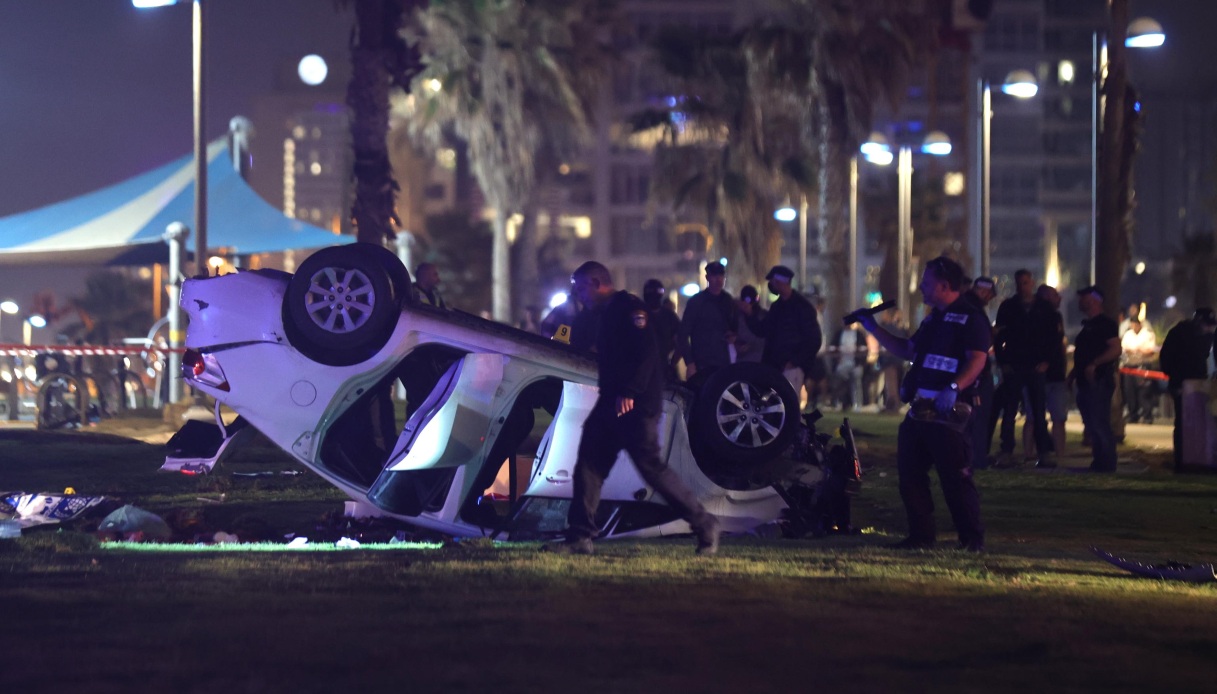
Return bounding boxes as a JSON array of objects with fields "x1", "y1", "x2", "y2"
[
  {"x1": 408, "y1": 0, "x2": 603, "y2": 322},
  {"x1": 640, "y1": 23, "x2": 817, "y2": 288},
  {"x1": 338, "y1": 0, "x2": 425, "y2": 244},
  {"x1": 62, "y1": 272, "x2": 154, "y2": 346},
  {"x1": 801, "y1": 0, "x2": 941, "y2": 327},
  {"x1": 1169, "y1": 233, "x2": 1217, "y2": 313}
]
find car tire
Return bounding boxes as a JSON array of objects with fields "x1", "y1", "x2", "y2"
[
  {"x1": 283, "y1": 244, "x2": 408, "y2": 366},
  {"x1": 690, "y1": 362, "x2": 800, "y2": 468}
]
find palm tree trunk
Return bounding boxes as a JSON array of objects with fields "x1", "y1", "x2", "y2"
[
  {"x1": 1096, "y1": 0, "x2": 1131, "y2": 318},
  {"x1": 512, "y1": 193, "x2": 540, "y2": 325},
  {"x1": 818, "y1": 93, "x2": 850, "y2": 331},
  {"x1": 347, "y1": 0, "x2": 397, "y2": 245},
  {"x1": 492, "y1": 208, "x2": 511, "y2": 322}
]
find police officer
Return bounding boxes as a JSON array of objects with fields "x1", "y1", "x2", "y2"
[
  {"x1": 741, "y1": 265, "x2": 823, "y2": 397},
  {"x1": 643, "y1": 279, "x2": 681, "y2": 382},
  {"x1": 677, "y1": 261, "x2": 738, "y2": 388},
  {"x1": 413, "y1": 262, "x2": 447, "y2": 309},
  {"x1": 857, "y1": 256, "x2": 989, "y2": 552},
  {"x1": 546, "y1": 261, "x2": 721, "y2": 555}
]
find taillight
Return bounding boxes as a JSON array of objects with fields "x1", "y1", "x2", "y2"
[
  {"x1": 183, "y1": 349, "x2": 206, "y2": 378},
  {"x1": 182, "y1": 349, "x2": 230, "y2": 391}
]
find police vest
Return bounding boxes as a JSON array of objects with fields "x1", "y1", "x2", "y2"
[{"x1": 906, "y1": 301, "x2": 987, "y2": 396}]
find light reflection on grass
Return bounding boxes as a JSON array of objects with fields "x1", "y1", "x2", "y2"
[{"x1": 100, "y1": 540, "x2": 446, "y2": 552}]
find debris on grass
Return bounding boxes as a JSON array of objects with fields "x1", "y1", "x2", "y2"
[
  {"x1": 1, "y1": 491, "x2": 110, "y2": 529},
  {"x1": 96, "y1": 504, "x2": 172, "y2": 542}
]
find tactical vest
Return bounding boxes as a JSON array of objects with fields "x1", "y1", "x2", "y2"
[{"x1": 901, "y1": 301, "x2": 985, "y2": 401}]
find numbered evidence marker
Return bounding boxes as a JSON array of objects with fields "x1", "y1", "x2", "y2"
[{"x1": 553, "y1": 324, "x2": 572, "y2": 344}]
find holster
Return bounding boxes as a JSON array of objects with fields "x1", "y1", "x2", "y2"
[{"x1": 908, "y1": 398, "x2": 973, "y2": 433}]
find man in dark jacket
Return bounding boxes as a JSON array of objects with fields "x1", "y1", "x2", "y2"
[
  {"x1": 1070, "y1": 285, "x2": 1122, "y2": 472},
  {"x1": 1158, "y1": 308, "x2": 1217, "y2": 469},
  {"x1": 643, "y1": 279, "x2": 681, "y2": 382},
  {"x1": 742, "y1": 265, "x2": 823, "y2": 397},
  {"x1": 677, "y1": 261, "x2": 738, "y2": 389},
  {"x1": 545, "y1": 261, "x2": 721, "y2": 556},
  {"x1": 993, "y1": 269, "x2": 1059, "y2": 467}
]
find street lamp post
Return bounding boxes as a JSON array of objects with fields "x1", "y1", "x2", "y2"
[
  {"x1": 863, "y1": 132, "x2": 952, "y2": 321},
  {"x1": 974, "y1": 70, "x2": 1038, "y2": 278},
  {"x1": 1, "y1": 301, "x2": 17, "y2": 421},
  {"x1": 134, "y1": 0, "x2": 208, "y2": 278},
  {"x1": 0, "y1": 300, "x2": 17, "y2": 344}
]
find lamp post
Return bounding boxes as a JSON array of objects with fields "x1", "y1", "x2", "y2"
[
  {"x1": 0, "y1": 300, "x2": 17, "y2": 344},
  {"x1": 23, "y1": 314, "x2": 46, "y2": 347},
  {"x1": 863, "y1": 132, "x2": 952, "y2": 321},
  {"x1": 133, "y1": 0, "x2": 208, "y2": 278},
  {"x1": 1, "y1": 301, "x2": 16, "y2": 421},
  {"x1": 973, "y1": 70, "x2": 1038, "y2": 279}
]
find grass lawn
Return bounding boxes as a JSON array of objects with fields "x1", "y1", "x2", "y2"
[{"x1": 2, "y1": 412, "x2": 1217, "y2": 693}]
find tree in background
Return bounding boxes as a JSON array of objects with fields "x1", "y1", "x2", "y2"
[
  {"x1": 407, "y1": 0, "x2": 604, "y2": 322},
  {"x1": 638, "y1": 22, "x2": 817, "y2": 289},
  {"x1": 422, "y1": 210, "x2": 493, "y2": 314},
  {"x1": 1169, "y1": 233, "x2": 1217, "y2": 315},
  {"x1": 339, "y1": 0, "x2": 425, "y2": 244},
  {"x1": 61, "y1": 271, "x2": 154, "y2": 346},
  {"x1": 801, "y1": 0, "x2": 941, "y2": 328}
]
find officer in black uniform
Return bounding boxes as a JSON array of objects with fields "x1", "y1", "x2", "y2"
[
  {"x1": 546, "y1": 261, "x2": 721, "y2": 556},
  {"x1": 856, "y1": 256, "x2": 990, "y2": 552}
]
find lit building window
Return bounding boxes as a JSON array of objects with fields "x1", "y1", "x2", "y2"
[
  {"x1": 437, "y1": 148, "x2": 456, "y2": 170},
  {"x1": 292, "y1": 126, "x2": 306, "y2": 140},
  {"x1": 310, "y1": 162, "x2": 322, "y2": 175}
]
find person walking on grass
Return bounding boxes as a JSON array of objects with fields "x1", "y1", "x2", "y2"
[{"x1": 545, "y1": 261, "x2": 721, "y2": 556}]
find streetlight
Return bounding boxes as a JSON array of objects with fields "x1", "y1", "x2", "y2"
[
  {"x1": 973, "y1": 69, "x2": 1038, "y2": 278},
  {"x1": 24, "y1": 314, "x2": 47, "y2": 347},
  {"x1": 864, "y1": 131, "x2": 952, "y2": 321},
  {"x1": 133, "y1": 0, "x2": 208, "y2": 278},
  {"x1": 774, "y1": 197, "x2": 811, "y2": 290}
]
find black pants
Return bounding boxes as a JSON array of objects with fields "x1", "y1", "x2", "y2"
[
  {"x1": 568, "y1": 397, "x2": 714, "y2": 540},
  {"x1": 1076, "y1": 374, "x2": 1117, "y2": 471},
  {"x1": 1171, "y1": 390, "x2": 1184, "y2": 470},
  {"x1": 897, "y1": 417, "x2": 984, "y2": 547},
  {"x1": 970, "y1": 366, "x2": 995, "y2": 464},
  {"x1": 999, "y1": 368, "x2": 1053, "y2": 457}
]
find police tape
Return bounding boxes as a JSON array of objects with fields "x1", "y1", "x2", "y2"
[
  {"x1": 0, "y1": 343, "x2": 186, "y2": 358},
  {"x1": 1118, "y1": 366, "x2": 1168, "y2": 381}
]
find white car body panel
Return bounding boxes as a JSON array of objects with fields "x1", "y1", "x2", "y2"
[{"x1": 178, "y1": 265, "x2": 816, "y2": 541}]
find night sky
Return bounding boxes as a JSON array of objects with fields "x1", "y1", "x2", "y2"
[
  {"x1": 0, "y1": 0, "x2": 352, "y2": 218},
  {"x1": 0, "y1": 0, "x2": 1214, "y2": 339}
]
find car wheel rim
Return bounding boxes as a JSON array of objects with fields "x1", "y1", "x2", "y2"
[
  {"x1": 303, "y1": 266, "x2": 377, "y2": 334},
  {"x1": 714, "y1": 380, "x2": 786, "y2": 448}
]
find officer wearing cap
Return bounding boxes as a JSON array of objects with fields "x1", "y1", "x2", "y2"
[
  {"x1": 1158, "y1": 307, "x2": 1217, "y2": 469},
  {"x1": 677, "y1": 261, "x2": 738, "y2": 388},
  {"x1": 740, "y1": 265, "x2": 823, "y2": 396},
  {"x1": 1069, "y1": 285, "x2": 1121, "y2": 472},
  {"x1": 856, "y1": 256, "x2": 989, "y2": 551},
  {"x1": 546, "y1": 261, "x2": 721, "y2": 555},
  {"x1": 643, "y1": 278, "x2": 681, "y2": 382}
]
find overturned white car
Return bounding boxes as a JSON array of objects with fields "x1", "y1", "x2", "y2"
[{"x1": 174, "y1": 244, "x2": 859, "y2": 541}]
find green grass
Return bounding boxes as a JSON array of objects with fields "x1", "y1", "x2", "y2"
[{"x1": 3, "y1": 413, "x2": 1217, "y2": 692}]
